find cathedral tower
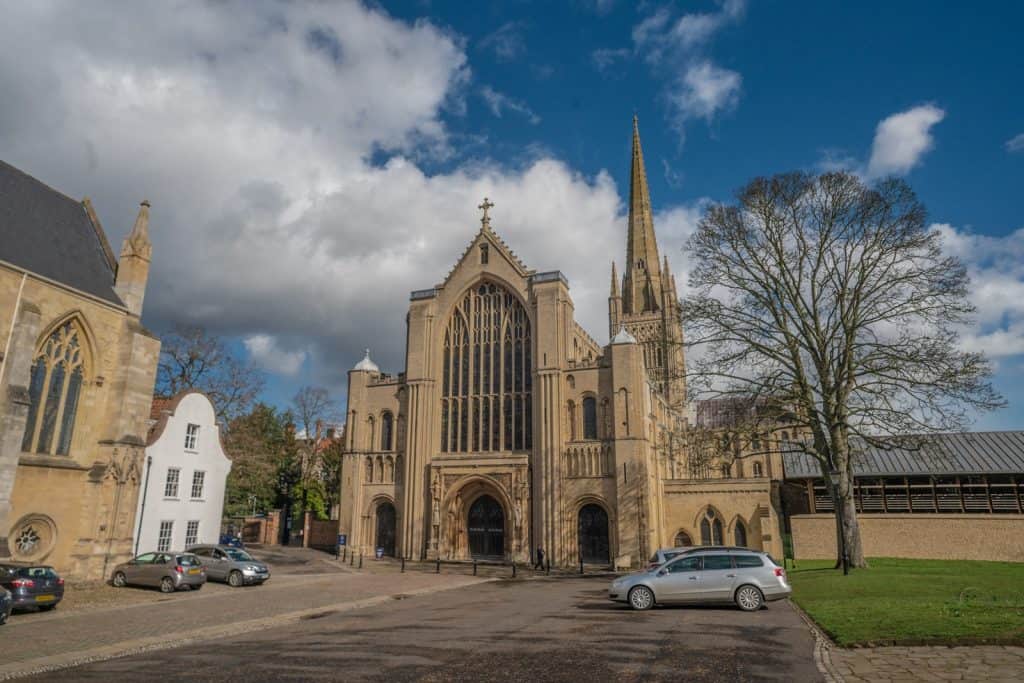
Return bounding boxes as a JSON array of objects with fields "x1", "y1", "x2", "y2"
[{"x1": 608, "y1": 117, "x2": 686, "y2": 407}]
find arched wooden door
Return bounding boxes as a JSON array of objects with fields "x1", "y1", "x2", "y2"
[
  {"x1": 467, "y1": 495, "x2": 504, "y2": 558},
  {"x1": 578, "y1": 504, "x2": 610, "y2": 564},
  {"x1": 375, "y1": 502, "x2": 396, "y2": 556}
]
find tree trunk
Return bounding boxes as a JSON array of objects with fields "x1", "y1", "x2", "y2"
[{"x1": 837, "y1": 459, "x2": 868, "y2": 568}]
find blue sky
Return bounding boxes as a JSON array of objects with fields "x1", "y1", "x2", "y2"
[{"x1": 1, "y1": 1, "x2": 1021, "y2": 428}]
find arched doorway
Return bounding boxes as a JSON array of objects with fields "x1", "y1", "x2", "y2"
[
  {"x1": 468, "y1": 495, "x2": 504, "y2": 558},
  {"x1": 674, "y1": 531, "x2": 693, "y2": 547},
  {"x1": 578, "y1": 504, "x2": 610, "y2": 564},
  {"x1": 375, "y1": 501, "x2": 396, "y2": 556}
]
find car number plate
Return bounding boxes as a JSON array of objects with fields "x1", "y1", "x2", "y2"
[
  {"x1": 35, "y1": 594, "x2": 54, "y2": 602},
  {"x1": 188, "y1": 568, "x2": 201, "y2": 575}
]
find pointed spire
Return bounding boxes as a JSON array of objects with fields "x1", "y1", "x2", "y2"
[
  {"x1": 122, "y1": 200, "x2": 152, "y2": 259},
  {"x1": 623, "y1": 116, "x2": 663, "y2": 314},
  {"x1": 610, "y1": 261, "x2": 620, "y2": 298}
]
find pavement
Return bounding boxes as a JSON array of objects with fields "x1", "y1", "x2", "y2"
[
  {"x1": 9, "y1": 572, "x2": 821, "y2": 682},
  {"x1": 822, "y1": 645, "x2": 1024, "y2": 682}
]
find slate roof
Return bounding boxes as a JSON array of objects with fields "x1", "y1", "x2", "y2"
[
  {"x1": 0, "y1": 160, "x2": 123, "y2": 306},
  {"x1": 782, "y1": 431, "x2": 1024, "y2": 479}
]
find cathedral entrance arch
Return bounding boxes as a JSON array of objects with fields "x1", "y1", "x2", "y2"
[
  {"x1": 468, "y1": 495, "x2": 504, "y2": 559},
  {"x1": 578, "y1": 504, "x2": 610, "y2": 564},
  {"x1": 375, "y1": 501, "x2": 396, "y2": 557}
]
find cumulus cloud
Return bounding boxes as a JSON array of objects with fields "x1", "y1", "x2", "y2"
[
  {"x1": 0, "y1": 0, "x2": 697, "y2": 395},
  {"x1": 670, "y1": 61, "x2": 742, "y2": 124},
  {"x1": 1006, "y1": 133, "x2": 1024, "y2": 153},
  {"x1": 243, "y1": 335, "x2": 309, "y2": 376},
  {"x1": 627, "y1": 1, "x2": 745, "y2": 142},
  {"x1": 931, "y1": 223, "x2": 1024, "y2": 360},
  {"x1": 479, "y1": 86, "x2": 541, "y2": 125},
  {"x1": 866, "y1": 104, "x2": 946, "y2": 178}
]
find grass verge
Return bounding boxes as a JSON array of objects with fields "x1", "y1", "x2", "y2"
[{"x1": 788, "y1": 557, "x2": 1024, "y2": 647}]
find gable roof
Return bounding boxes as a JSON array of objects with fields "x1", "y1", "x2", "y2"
[
  {"x1": 436, "y1": 223, "x2": 534, "y2": 290},
  {"x1": 782, "y1": 431, "x2": 1024, "y2": 478},
  {"x1": 0, "y1": 160, "x2": 124, "y2": 306}
]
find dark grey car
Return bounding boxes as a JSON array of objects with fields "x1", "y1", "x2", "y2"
[
  {"x1": 0, "y1": 563, "x2": 64, "y2": 612},
  {"x1": 111, "y1": 552, "x2": 206, "y2": 593},
  {"x1": 187, "y1": 545, "x2": 270, "y2": 587},
  {"x1": 0, "y1": 587, "x2": 12, "y2": 625}
]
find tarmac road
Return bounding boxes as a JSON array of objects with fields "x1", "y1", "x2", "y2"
[{"x1": 27, "y1": 575, "x2": 822, "y2": 682}]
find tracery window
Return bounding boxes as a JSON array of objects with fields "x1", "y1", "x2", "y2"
[
  {"x1": 582, "y1": 397, "x2": 598, "y2": 440},
  {"x1": 440, "y1": 281, "x2": 532, "y2": 453},
  {"x1": 21, "y1": 321, "x2": 85, "y2": 455},
  {"x1": 734, "y1": 520, "x2": 748, "y2": 547},
  {"x1": 699, "y1": 509, "x2": 724, "y2": 545},
  {"x1": 381, "y1": 412, "x2": 394, "y2": 451}
]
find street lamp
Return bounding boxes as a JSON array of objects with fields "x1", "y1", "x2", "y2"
[{"x1": 827, "y1": 466, "x2": 850, "y2": 575}]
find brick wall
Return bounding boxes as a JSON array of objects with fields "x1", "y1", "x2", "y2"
[
  {"x1": 302, "y1": 511, "x2": 339, "y2": 550},
  {"x1": 790, "y1": 513, "x2": 1024, "y2": 562}
]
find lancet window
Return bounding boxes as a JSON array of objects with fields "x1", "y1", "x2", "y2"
[
  {"x1": 440, "y1": 281, "x2": 532, "y2": 453},
  {"x1": 21, "y1": 321, "x2": 86, "y2": 455}
]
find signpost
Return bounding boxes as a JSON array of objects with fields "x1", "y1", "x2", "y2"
[{"x1": 336, "y1": 534, "x2": 347, "y2": 560}]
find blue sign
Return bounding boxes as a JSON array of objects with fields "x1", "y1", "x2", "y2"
[
  {"x1": 375, "y1": 547, "x2": 384, "y2": 559},
  {"x1": 337, "y1": 534, "x2": 347, "y2": 546}
]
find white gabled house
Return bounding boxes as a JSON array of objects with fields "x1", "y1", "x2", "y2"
[{"x1": 133, "y1": 391, "x2": 232, "y2": 555}]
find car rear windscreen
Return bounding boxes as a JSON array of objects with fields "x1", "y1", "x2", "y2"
[
  {"x1": 176, "y1": 555, "x2": 202, "y2": 566},
  {"x1": 17, "y1": 567, "x2": 58, "y2": 579}
]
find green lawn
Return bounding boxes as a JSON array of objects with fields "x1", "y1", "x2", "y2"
[{"x1": 787, "y1": 558, "x2": 1024, "y2": 647}]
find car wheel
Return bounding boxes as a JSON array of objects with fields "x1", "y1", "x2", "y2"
[
  {"x1": 228, "y1": 570, "x2": 243, "y2": 588},
  {"x1": 735, "y1": 584, "x2": 764, "y2": 611},
  {"x1": 160, "y1": 577, "x2": 176, "y2": 593},
  {"x1": 191, "y1": 583, "x2": 202, "y2": 591},
  {"x1": 112, "y1": 572, "x2": 127, "y2": 588},
  {"x1": 628, "y1": 585, "x2": 655, "y2": 611},
  {"x1": 0, "y1": 610, "x2": 8, "y2": 626}
]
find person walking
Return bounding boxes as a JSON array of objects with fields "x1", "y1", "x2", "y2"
[{"x1": 534, "y1": 546, "x2": 545, "y2": 570}]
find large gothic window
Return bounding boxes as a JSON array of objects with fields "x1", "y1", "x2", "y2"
[
  {"x1": 440, "y1": 281, "x2": 532, "y2": 453},
  {"x1": 582, "y1": 397, "x2": 598, "y2": 440},
  {"x1": 21, "y1": 321, "x2": 86, "y2": 455}
]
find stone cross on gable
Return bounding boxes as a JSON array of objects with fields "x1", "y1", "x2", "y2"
[{"x1": 478, "y1": 197, "x2": 494, "y2": 229}]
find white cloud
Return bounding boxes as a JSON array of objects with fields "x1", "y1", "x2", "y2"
[
  {"x1": 478, "y1": 21, "x2": 526, "y2": 61},
  {"x1": 243, "y1": 335, "x2": 308, "y2": 376},
  {"x1": 866, "y1": 104, "x2": 946, "y2": 178},
  {"x1": 479, "y1": 86, "x2": 541, "y2": 125},
  {"x1": 0, "y1": 0, "x2": 691, "y2": 393},
  {"x1": 670, "y1": 61, "x2": 742, "y2": 124},
  {"x1": 1006, "y1": 133, "x2": 1024, "y2": 153},
  {"x1": 628, "y1": 1, "x2": 745, "y2": 141},
  {"x1": 931, "y1": 223, "x2": 1024, "y2": 359}
]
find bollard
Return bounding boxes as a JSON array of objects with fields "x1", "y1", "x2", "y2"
[
  {"x1": 546, "y1": 559, "x2": 551, "y2": 575},
  {"x1": 473, "y1": 559, "x2": 478, "y2": 576},
  {"x1": 579, "y1": 555, "x2": 584, "y2": 575},
  {"x1": 512, "y1": 562, "x2": 517, "y2": 578},
  {"x1": 358, "y1": 552, "x2": 363, "y2": 569},
  {"x1": 342, "y1": 547, "x2": 347, "y2": 562},
  {"x1": 349, "y1": 551, "x2": 354, "y2": 567},
  {"x1": 436, "y1": 558, "x2": 441, "y2": 574},
  {"x1": 401, "y1": 556, "x2": 406, "y2": 573}
]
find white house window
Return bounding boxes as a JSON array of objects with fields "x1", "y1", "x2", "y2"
[
  {"x1": 185, "y1": 423, "x2": 200, "y2": 450},
  {"x1": 158, "y1": 521, "x2": 174, "y2": 552},
  {"x1": 185, "y1": 520, "x2": 200, "y2": 547},
  {"x1": 191, "y1": 471, "x2": 206, "y2": 499},
  {"x1": 164, "y1": 468, "x2": 180, "y2": 498}
]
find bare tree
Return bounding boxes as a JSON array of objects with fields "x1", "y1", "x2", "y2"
[
  {"x1": 681, "y1": 172, "x2": 1004, "y2": 568},
  {"x1": 157, "y1": 325, "x2": 265, "y2": 421},
  {"x1": 291, "y1": 386, "x2": 339, "y2": 520}
]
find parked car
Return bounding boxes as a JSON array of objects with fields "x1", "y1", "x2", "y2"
[
  {"x1": 188, "y1": 544, "x2": 270, "y2": 587},
  {"x1": 111, "y1": 552, "x2": 206, "y2": 593},
  {"x1": 0, "y1": 562, "x2": 64, "y2": 612},
  {"x1": 0, "y1": 587, "x2": 12, "y2": 625},
  {"x1": 610, "y1": 549, "x2": 791, "y2": 611}
]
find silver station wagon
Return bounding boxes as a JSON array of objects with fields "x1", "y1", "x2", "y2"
[
  {"x1": 609, "y1": 549, "x2": 791, "y2": 611},
  {"x1": 187, "y1": 545, "x2": 270, "y2": 587}
]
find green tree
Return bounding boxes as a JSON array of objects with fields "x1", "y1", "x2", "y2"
[{"x1": 223, "y1": 404, "x2": 288, "y2": 518}]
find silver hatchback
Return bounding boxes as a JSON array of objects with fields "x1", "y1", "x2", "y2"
[
  {"x1": 187, "y1": 545, "x2": 270, "y2": 587},
  {"x1": 609, "y1": 549, "x2": 791, "y2": 611},
  {"x1": 111, "y1": 552, "x2": 206, "y2": 593}
]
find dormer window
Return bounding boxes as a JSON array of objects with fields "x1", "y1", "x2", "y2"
[{"x1": 480, "y1": 243, "x2": 489, "y2": 265}]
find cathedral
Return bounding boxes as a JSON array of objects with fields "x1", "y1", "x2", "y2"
[{"x1": 338, "y1": 120, "x2": 786, "y2": 568}]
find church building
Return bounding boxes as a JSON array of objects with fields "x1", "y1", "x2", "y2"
[{"x1": 338, "y1": 120, "x2": 786, "y2": 568}]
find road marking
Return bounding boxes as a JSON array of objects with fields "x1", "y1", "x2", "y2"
[{"x1": 0, "y1": 576, "x2": 491, "y2": 680}]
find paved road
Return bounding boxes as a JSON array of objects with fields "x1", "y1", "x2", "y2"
[{"x1": 24, "y1": 576, "x2": 821, "y2": 682}]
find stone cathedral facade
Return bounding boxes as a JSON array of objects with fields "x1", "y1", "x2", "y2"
[{"x1": 338, "y1": 120, "x2": 786, "y2": 568}]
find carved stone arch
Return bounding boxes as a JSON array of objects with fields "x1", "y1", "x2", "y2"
[
  {"x1": 672, "y1": 529, "x2": 694, "y2": 547},
  {"x1": 572, "y1": 495, "x2": 615, "y2": 564},
  {"x1": 384, "y1": 455, "x2": 395, "y2": 483},
  {"x1": 364, "y1": 493, "x2": 398, "y2": 556},
  {"x1": 566, "y1": 399, "x2": 576, "y2": 441},
  {"x1": 33, "y1": 310, "x2": 98, "y2": 380},
  {"x1": 366, "y1": 415, "x2": 376, "y2": 451},
  {"x1": 364, "y1": 456, "x2": 373, "y2": 483},
  {"x1": 728, "y1": 514, "x2": 750, "y2": 547},
  {"x1": 440, "y1": 473, "x2": 517, "y2": 560},
  {"x1": 695, "y1": 505, "x2": 726, "y2": 546}
]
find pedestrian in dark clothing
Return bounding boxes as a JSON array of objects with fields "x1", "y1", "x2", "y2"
[{"x1": 534, "y1": 547, "x2": 545, "y2": 570}]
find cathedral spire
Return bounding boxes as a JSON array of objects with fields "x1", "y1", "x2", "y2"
[
  {"x1": 623, "y1": 116, "x2": 663, "y2": 314},
  {"x1": 610, "y1": 261, "x2": 619, "y2": 297}
]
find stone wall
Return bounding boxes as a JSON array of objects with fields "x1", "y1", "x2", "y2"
[{"x1": 790, "y1": 513, "x2": 1024, "y2": 562}]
